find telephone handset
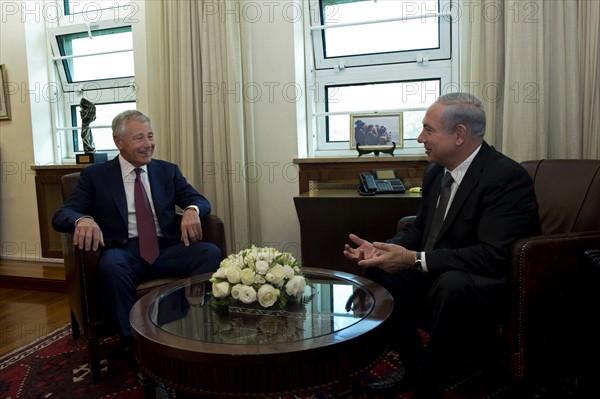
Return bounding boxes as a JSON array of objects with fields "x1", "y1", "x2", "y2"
[
  {"x1": 358, "y1": 169, "x2": 406, "y2": 195},
  {"x1": 359, "y1": 173, "x2": 378, "y2": 195}
]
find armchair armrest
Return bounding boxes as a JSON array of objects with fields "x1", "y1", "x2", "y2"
[
  {"x1": 61, "y1": 233, "x2": 102, "y2": 338},
  {"x1": 201, "y1": 214, "x2": 227, "y2": 260},
  {"x1": 176, "y1": 212, "x2": 227, "y2": 260},
  {"x1": 397, "y1": 215, "x2": 417, "y2": 232},
  {"x1": 505, "y1": 231, "x2": 600, "y2": 378}
]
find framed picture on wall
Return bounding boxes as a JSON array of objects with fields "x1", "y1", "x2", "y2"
[
  {"x1": 0, "y1": 64, "x2": 11, "y2": 120},
  {"x1": 350, "y1": 113, "x2": 403, "y2": 149}
]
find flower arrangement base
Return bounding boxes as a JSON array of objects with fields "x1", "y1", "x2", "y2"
[
  {"x1": 228, "y1": 301, "x2": 307, "y2": 316},
  {"x1": 212, "y1": 301, "x2": 308, "y2": 345},
  {"x1": 211, "y1": 298, "x2": 308, "y2": 317}
]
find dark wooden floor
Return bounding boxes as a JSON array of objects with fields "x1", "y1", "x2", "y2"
[{"x1": 0, "y1": 259, "x2": 71, "y2": 356}]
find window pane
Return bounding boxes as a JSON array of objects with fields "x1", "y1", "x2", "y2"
[
  {"x1": 57, "y1": 27, "x2": 134, "y2": 83},
  {"x1": 72, "y1": 102, "x2": 135, "y2": 152},
  {"x1": 325, "y1": 80, "x2": 440, "y2": 142},
  {"x1": 321, "y1": 0, "x2": 440, "y2": 58}
]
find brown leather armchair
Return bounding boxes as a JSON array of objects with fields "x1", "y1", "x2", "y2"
[
  {"x1": 397, "y1": 159, "x2": 600, "y2": 389},
  {"x1": 58, "y1": 172, "x2": 227, "y2": 384}
]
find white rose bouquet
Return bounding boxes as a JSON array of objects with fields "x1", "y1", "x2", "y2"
[{"x1": 209, "y1": 246, "x2": 310, "y2": 313}]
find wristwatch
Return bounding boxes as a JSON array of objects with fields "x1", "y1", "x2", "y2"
[{"x1": 414, "y1": 251, "x2": 423, "y2": 272}]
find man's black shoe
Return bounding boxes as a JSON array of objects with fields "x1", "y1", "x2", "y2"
[
  {"x1": 120, "y1": 335, "x2": 135, "y2": 352},
  {"x1": 366, "y1": 365, "x2": 416, "y2": 395}
]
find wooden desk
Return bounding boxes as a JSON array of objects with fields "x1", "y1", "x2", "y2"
[
  {"x1": 294, "y1": 189, "x2": 421, "y2": 275},
  {"x1": 293, "y1": 156, "x2": 427, "y2": 194},
  {"x1": 32, "y1": 165, "x2": 85, "y2": 258}
]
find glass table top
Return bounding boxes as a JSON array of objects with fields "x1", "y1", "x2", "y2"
[{"x1": 148, "y1": 271, "x2": 376, "y2": 345}]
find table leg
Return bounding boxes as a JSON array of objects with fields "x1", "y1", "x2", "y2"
[{"x1": 138, "y1": 371, "x2": 158, "y2": 399}]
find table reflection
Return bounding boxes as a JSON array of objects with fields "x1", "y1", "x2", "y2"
[{"x1": 149, "y1": 277, "x2": 375, "y2": 345}]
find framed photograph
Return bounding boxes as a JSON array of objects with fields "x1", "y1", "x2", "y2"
[
  {"x1": 0, "y1": 64, "x2": 11, "y2": 120},
  {"x1": 350, "y1": 112, "x2": 403, "y2": 149}
]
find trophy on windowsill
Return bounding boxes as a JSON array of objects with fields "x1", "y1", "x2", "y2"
[{"x1": 76, "y1": 98, "x2": 107, "y2": 164}]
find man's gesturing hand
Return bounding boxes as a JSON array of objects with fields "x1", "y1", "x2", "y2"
[
  {"x1": 357, "y1": 241, "x2": 416, "y2": 273},
  {"x1": 343, "y1": 234, "x2": 377, "y2": 263}
]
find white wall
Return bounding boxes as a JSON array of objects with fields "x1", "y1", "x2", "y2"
[
  {"x1": 0, "y1": 5, "x2": 43, "y2": 261},
  {"x1": 0, "y1": 0, "x2": 301, "y2": 261}
]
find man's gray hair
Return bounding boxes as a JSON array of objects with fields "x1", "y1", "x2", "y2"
[
  {"x1": 112, "y1": 110, "x2": 152, "y2": 139},
  {"x1": 435, "y1": 92, "x2": 486, "y2": 138}
]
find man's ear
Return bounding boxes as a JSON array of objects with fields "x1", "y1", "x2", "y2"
[
  {"x1": 113, "y1": 136, "x2": 123, "y2": 150},
  {"x1": 453, "y1": 124, "x2": 467, "y2": 145}
]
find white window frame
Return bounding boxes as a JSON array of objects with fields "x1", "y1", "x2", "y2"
[
  {"x1": 47, "y1": 19, "x2": 135, "y2": 93},
  {"x1": 302, "y1": 0, "x2": 459, "y2": 158},
  {"x1": 46, "y1": 1, "x2": 138, "y2": 161}
]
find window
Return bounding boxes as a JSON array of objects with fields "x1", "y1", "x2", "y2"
[
  {"x1": 47, "y1": 1, "x2": 138, "y2": 159},
  {"x1": 50, "y1": 25, "x2": 134, "y2": 91},
  {"x1": 303, "y1": 0, "x2": 457, "y2": 157}
]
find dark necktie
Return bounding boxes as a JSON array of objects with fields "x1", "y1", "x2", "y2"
[
  {"x1": 424, "y1": 171, "x2": 454, "y2": 251},
  {"x1": 134, "y1": 168, "x2": 159, "y2": 264}
]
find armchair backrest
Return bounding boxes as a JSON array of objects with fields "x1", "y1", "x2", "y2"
[
  {"x1": 61, "y1": 172, "x2": 80, "y2": 201},
  {"x1": 522, "y1": 159, "x2": 600, "y2": 235}
]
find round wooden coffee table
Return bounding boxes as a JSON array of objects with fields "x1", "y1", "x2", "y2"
[{"x1": 129, "y1": 267, "x2": 393, "y2": 398}]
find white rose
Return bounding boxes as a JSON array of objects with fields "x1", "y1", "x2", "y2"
[
  {"x1": 266, "y1": 264, "x2": 286, "y2": 286},
  {"x1": 257, "y1": 284, "x2": 280, "y2": 307},
  {"x1": 230, "y1": 284, "x2": 243, "y2": 299},
  {"x1": 258, "y1": 247, "x2": 277, "y2": 262},
  {"x1": 245, "y1": 251, "x2": 256, "y2": 266},
  {"x1": 212, "y1": 267, "x2": 227, "y2": 279},
  {"x1": 255, "y1": 260, "x2": 270, "y2": 275},
  {"x1": 240, "y1": 268, "x2": 255, "y2": 285},
  {"x1": 236, "y1": 285, "x2": 257, "y2": 304},
  {"x1": 212, "y1": 281, "x2": 230, "y2": 298},
  {"x1": 285, "y1": 275, "x2": 306, "y2": 296},
  {"x1": 225, "y1": 266, "x2": 242, "y2": 284},
  {"x1": 282, "y1": 264, "x2": 295, "y2": 279},
  {"x1": 239, "y1": 285, "x2": 256, "y2": 303}
]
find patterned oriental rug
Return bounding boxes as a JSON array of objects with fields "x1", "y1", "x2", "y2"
[{"x1": 0, "y1": 324, "x2": 521, "y2": 399}]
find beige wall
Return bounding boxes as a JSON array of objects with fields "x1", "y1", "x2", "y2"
[
  {"x1": 0, "y1": 1, "x2": 301, "y2": 261},
  {"x1": 0, "y1": 7, "x2": 43, "y2": 261},
  {"x1": 248, "y1": 3, "x2": 301, "y2": 257}
]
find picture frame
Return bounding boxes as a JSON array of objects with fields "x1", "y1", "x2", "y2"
[
  {"x1": 350, "y1": 112, "x2": 403, "y2": 149},
  {"x1": 0, "y1": 64, "x2": 11, "y2": 120}
]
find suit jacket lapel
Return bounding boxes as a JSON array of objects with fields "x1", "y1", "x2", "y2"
[
  {"x1": 439, "y1": 142, "x2": 492, "y2": 235},
  {"x1": 105, "y1": 157, "x2": 128, "y2": 227},
  {"x1": 147, "y1": 161, "x2": 165, "y2": 224}
]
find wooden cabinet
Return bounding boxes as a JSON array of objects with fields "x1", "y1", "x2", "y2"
[
  {"x1": 294, "y1": 190, "x2": 421, "y2": 275},
  {"x1": 293, "y1": 156, "x2": 427, "y2": 194},
  {"x1": 292, "y1": 157, "x2": 427, "y2": 274},
  {"x1": 32, "y1": 165, "x2": 85, "y2": 258}
]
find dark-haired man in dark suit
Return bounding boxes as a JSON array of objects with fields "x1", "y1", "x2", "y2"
[
  {"x1": 344, "y1": 93, "x2": 540, "y2": 398},
  {"x1": 53, "y1": 110, "x2": 222, "y2": 343}
]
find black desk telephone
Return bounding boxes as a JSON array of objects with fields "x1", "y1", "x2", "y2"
[{"x1": 359, "y1": 169, "x2": 406, "y2": 195}]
